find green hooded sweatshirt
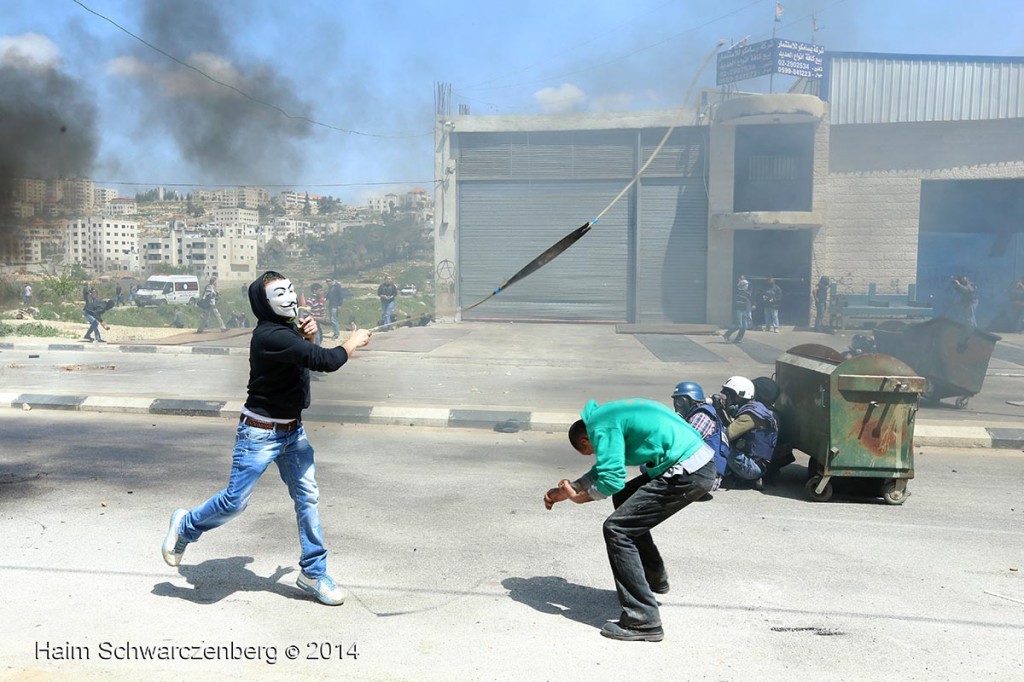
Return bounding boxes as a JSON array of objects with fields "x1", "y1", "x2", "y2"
[{"x1": 581, "y1": 398, "x2": 705, "y2": 498}]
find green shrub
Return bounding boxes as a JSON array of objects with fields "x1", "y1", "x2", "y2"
[{"x1": 0, "y1": 322, "x2": 62, "y2": 337}]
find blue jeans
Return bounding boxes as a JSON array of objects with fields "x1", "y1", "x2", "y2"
[
  {"x1": 179, "y1": 422, "x2": 328, "y2": 578},
  {"x1": 84, "y1": 313, "x2": 102, "y2": 341},
  {"x1": 763, "y1": 307, "x2": 779, "y2": 330},
  {"x1": 328, "y1": 307, "x2": 340, "y2": 338},
  {"x1": 724, "y1": 309, "x2": 748, "y2": 342},
  {"x1": 381, "y1": 300, "x2": 395, "y2": 326},
  {"x1": 605, "y1": 460, "x2": 716, "y2": 628},
  {"x1": 727, "y1": 450, "x2": 766, "y2": 480}
]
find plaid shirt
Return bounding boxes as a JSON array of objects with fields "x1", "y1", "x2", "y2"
[{"x1": 687, "y1": 410, "x2": 720, "y2": 440}]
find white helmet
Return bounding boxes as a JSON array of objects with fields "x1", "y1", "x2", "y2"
[{"x1": 722, "y1": 376, "x2": 755, "y2": 400}]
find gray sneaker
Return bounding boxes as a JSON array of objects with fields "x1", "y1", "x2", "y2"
[
  {"x1": 297, "y1": 572, "x2": 346, "y2": 605},
  {"x1": 161, "y1": 508, "x2": 189, "y2": 567}
]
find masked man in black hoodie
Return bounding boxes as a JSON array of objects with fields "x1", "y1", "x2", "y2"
[{"x1": 162, "y1": 271, "x2": 371, "y2": 605}]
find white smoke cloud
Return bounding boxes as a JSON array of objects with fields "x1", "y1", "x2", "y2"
[
  {"x1": 106, "y1": 55, "x2": 152, "y2": 78},
  {"x1": 533, "y1": 83, "x2": 586, "y2": 113},
  {"x1": 590, "y1": 92, "x2": 635, "y2": 112},
  {"x1": 0, "y1": 33, "x2": 60, "y2": 71},
  {"x1": 107, "y1": 52, "x2": 244, "y2": 98}
]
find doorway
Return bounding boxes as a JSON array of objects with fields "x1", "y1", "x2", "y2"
[{"x1": 733, "y1": 229, "x2": 813, "y2": 327}]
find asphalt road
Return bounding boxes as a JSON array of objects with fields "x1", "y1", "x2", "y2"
[
  {"x1": 1, "y1": 411, "x2": 1022, "y2": 681},
  {"x1": 3, "y1": 330, "x2": 1024, "y2": 423}
]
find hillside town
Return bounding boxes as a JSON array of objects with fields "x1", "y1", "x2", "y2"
[{"x1": 0, "y1": 178, "x2": 433, "y2": 283}]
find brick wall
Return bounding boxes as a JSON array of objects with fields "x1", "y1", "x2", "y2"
[{"x1": 820, "y1": 118, "x2": 1024, "y2": 295}]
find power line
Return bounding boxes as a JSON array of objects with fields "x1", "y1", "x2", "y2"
[{"x1": 72, "y1": 0, "x2": 430, "y2": 140}]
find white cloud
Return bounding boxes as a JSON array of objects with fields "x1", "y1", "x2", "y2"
[
  {"x1": 533, "y1": 83, "x2": 586, "y2": 114},
  {"x1": 590, "y1": 92, "x2": 634, "y2": 113},
  {"x1": 106, "y1": 55, "x2": 152, "y2": 78},
  {"x1": 0, "y1": 33, "x2": 60, "y2": 71}
]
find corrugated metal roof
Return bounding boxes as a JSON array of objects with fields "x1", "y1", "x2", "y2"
[{"x1": 825, "y1": 53, "x2": 1024, "y2": 124}]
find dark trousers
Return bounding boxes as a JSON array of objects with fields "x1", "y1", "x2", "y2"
[{"x1": 606, "y1": 459, "x2": 716, "y2": 628}]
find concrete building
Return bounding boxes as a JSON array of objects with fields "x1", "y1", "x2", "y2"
[
  {"x1": 276, "y1": 191, "x2": 320, "y2": 214},
  {"x1": 139, "y1": 234, "x2": 258, "y2": 282},
  {"x1": 65, "y1": 216, "x2": 139, "y2": 273},
  {"x1": 94, "y1": 187, "x2": 119, "y2": 209},
  {"x1": 107, "y1": 197, "x2": 138, "y2": 216},
  {"x1": 434, "y1": 51, "x2": 1024, "y2": 327},
  {"x1": 58, "y1": 178, "x2": 95, "y2": 215},
  {"x1": 211, "y1": 207, "x2": 259, "y2": 229}
]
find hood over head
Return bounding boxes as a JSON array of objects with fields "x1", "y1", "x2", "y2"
[{"x1": 249, "y1": 271, "x2": 293, "y2": 323}]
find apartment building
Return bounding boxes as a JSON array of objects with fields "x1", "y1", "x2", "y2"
[
  {"x1": 139, "y1": 235, "x2": 258, "y2": 282},
  {"x1": 65, "y1": 216, "x2": 140, "y2": 273},
  {"x1": 107, "y1": 198, "x2": 138, "y2": 216},
  {"x1": 94, "y1": 187, "x2": 119, "y2": 209}
]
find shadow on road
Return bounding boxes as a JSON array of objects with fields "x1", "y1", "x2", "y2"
[
  {"x1": 502, "y1": 576, "x2": 617, "y2": 630},
  {"x1": 152, "y1": 556, "x2": 300, "y2": 604}
]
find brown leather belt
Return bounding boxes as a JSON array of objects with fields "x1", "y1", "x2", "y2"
[{"x1": 240, "y1": 415, "x2": 301, "y2": 432}]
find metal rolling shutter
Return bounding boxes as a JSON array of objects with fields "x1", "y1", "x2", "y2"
[
  {"x1": 458, "y1": 181, "x2": 631, "y2": 321},
  {"x1": 636, "y1": 178, "x2": 708, "y2": 323}
]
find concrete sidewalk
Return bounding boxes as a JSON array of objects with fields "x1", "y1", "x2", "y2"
[{"x1": 2, "y1": 321, "x2": 1024, "y2": 448}]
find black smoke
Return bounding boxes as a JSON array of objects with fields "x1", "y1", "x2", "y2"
[
  {"x1": 0, "y1": 56, "x2": 98, "y2": 236},
  {"x1": 125, "y1": 0, "x2": 314, "y2": 184}
]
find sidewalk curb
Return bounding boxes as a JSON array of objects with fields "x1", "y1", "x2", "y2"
[{"x1": 3, "y1": 392, "x2": 1024, "y2": 449}]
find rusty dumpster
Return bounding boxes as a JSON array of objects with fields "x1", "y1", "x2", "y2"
[
  {"x1": 775, "y1": 344, "x2": 925, "y2": 505},
  {"x1": 872, "y1": 316, "x2": 1000, "y2": 409}
]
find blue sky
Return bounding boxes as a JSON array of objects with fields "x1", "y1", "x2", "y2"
[{"x1": 2, "y1": 0, "x2": 1022, "y2": 203}]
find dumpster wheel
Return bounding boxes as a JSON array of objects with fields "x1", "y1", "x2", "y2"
[
  {"x1": 881, "y1": 479, "x2": 909, "y2": 506},
  {"x1": 805, "y1": 476, "x2": 833, "y2": 503},
  {"x1": 954, "y1": 396, "x2": 969, "y2": 409}
]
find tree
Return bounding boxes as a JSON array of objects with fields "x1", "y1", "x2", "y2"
[
  {"x1": 39, "y1": 264, "x2": 90, "y2": 302},
  {"x1": 260, "y1": 238, "x2": 286, "y2": 267},
  {"x1": 302, "y1": 193, "x2": 312, "y2": 216}
]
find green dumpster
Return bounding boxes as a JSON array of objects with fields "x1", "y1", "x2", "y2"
[
  {"x1": 872, "y1": 316, "x2": 1000, "y2": 409},
  {"x1": 775, "y1": 344, "x2": 925, "y2": 505}
]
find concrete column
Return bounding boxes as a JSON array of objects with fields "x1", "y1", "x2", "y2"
[
  {"x1": 433, "y1": 120, "x2": 458, "y2": 321},
  {"x1": 706, "y1": 122, "x2": 736, "y2": 324}
]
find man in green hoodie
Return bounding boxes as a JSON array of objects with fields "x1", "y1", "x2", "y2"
[{"x1": 544, "y1": 398, "x2": 715, "y2": 642}]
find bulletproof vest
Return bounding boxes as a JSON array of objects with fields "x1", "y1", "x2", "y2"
[
  {"x1": 689, "y1": 404, "x2": 730, "y2": 476},
  {"x1": 731, "y1": 401, "x2": 779, "y2": 462}
]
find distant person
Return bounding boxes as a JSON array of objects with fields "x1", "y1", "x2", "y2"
[
  {"x1": 723, "y1": 277, "x2": 752, "y2": 343},
  {"x1": 325, "y1": 277, "x2": 347, "y2": 340},
  {"x1": 171, "y1": 308, "x2": 185, "y2": 328},
  {"x1": 162, "y1": 270, "x2": 372, "y2": 607},
  {"x1": 543, "y1": 398, "x2": 715, "y2": 642},
  {"x1": 306, "y1": 283, "x2": 327, "y2": 346},
  {"x1": 762, "y1": 278, "x2": 782, "y2": 333},
  {"x1": 82, "y1": 288, "x2": 114, "y2": 343},
  {"x1": 196, "y1": 276, "x2": 227, "y2": 333},
  {"x1": 814, "y1": 276, "x2": 830, "y2": 332},
  {"x1": 22, "y1": 283, "x2": 32, "y2": 307},
  {"x1": 377, "y1": 275, "x2": 397, "y2": 328},
  {"x1": 1009, "y1": 277, "x2": 1024, "y2": 333},
  {"x1": 129, "y1": 284, "x2": 137, "y2": 306},
  {"x1": 115, "y1": 282, "x2": 124, "y2": 307},
  {"x1": 951, "y1": 275, "x2": 978, "y2": 328}
]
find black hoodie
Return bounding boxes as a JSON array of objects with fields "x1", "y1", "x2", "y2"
[{"x1": 245, "y1": 275, "x2": 350, "y2": 420}]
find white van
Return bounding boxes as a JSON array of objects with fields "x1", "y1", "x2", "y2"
[{"x1": 134, "y1": 275, "x2": 201, "y2": 307}]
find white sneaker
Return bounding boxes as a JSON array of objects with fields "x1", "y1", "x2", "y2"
[
  {"x1": 161, "y1": 508, "x2": 189, "y2": 567},
  {"x1": 297, "y1": 572, "x2": 346, "y2": 605}
]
